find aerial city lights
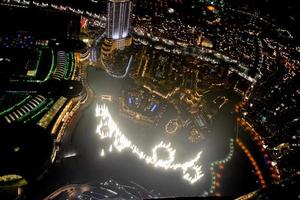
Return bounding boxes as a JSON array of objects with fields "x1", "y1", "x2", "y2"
[
  {"x1": 95, "y1": 104, "x2": 204, "y2": 184},
  {"x1": 1, "y1": 0, "x2": 299, "y2": 198}
]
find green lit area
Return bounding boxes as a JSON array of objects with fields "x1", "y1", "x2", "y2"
[
  {"x1": 64, "y1": 52, "x2": 75, "y2": 80},
  {"x1": 0, "y1": 32, "x2": 81, "y2": 127},
  {"x1": 0, "y1": 95, "x2": 31, "y2": 117}
]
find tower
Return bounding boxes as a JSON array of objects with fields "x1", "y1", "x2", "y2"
[
  {"x1": 107, "y1": 0, "x2": 132, "y2": 40},
  {"x1": 100, "y1": 0, "x2": 133, "y2": 77}
]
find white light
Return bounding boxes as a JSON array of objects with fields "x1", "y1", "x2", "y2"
[
  {"x1": 271, "y1": 161, "x2": 277, "y2": 166},
  {"x1": 83, "y1": 38, "x2": 89, "y2": 43},
  {"x1": 64, "y1": 152, "x2": 77, "y2": 158},
  {"x1": 168, "y1": 8, "x2": 174, "y2": 13},
  {"x1": 122, "y1": 31, "x2": 128, "y2": 38},
  {"x1": 100, "y1": 149, "x2": 105, "y2": 157},
  {"x1": 152, "y1": 142, "x2": 176, "y2": 168},
  {"x1": 112, "y1": 33, "x2": 120, "y2": 40},
  {"x1": 95, "y1": 104, "x2": 204, "y2": 184}
]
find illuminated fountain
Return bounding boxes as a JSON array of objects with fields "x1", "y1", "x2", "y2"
[{"x1": 95, "y1": 104, "x2": 204, "y2": 184}]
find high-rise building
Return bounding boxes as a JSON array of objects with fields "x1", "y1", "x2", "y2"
[{"x1": 107, "y1": 0, "x2": 132, "y2": 40}]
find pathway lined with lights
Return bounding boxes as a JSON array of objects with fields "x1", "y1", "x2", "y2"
[
  {"x1": 206, "y1": 138, "x2": 235, "y2": 196},
  {"x1": 236, "y1": 138, "x2": 266, "y2": 188}
]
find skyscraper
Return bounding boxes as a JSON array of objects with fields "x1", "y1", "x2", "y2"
[{"x1": 107, "y1": 0, "x2": 132, "y2": 40}]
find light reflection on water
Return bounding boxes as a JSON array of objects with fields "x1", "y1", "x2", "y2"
[{"x1": 69, "y1": 68, "x2": 237, "y2": 196}]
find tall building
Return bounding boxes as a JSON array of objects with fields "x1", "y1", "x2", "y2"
[{"x1": 107, "y1": 0, "x2": 132, "y2": 40}]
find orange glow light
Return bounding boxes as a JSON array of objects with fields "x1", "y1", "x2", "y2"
[{"x1": 207, "y1": 5, "x2": 216, "y2": 11}]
